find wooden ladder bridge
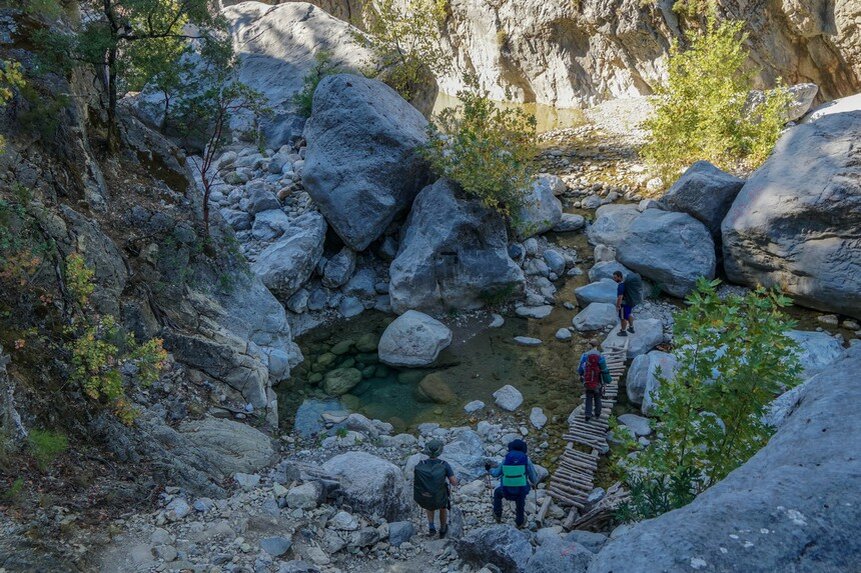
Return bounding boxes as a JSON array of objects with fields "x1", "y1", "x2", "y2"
[{"x1": 539, "y1": 338, "x2": 629, "y2": 529}]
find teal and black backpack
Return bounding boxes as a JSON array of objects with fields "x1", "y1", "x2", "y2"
[
  {"x1": 414, "y1": 459, "x2": 449, "y2": 510},
  {"x1": 501, "y1": 450, "x2": 529, "y2": 496}
]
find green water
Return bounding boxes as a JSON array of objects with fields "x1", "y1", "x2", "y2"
[
  {"x1": 432, "y1": 92, "x2": 588, "y2": 134},
  {"x1": 278, "y1": 233, "x2": 598, "y2": 435}
]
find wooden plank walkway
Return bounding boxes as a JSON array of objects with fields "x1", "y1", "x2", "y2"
[{"x1": 542, "y1": 338, "x2": 629, "y2": 525}]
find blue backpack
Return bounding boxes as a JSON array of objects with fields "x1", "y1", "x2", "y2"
[{"x1": 500, "y1": 450, "x2": 530, "y2": 496}]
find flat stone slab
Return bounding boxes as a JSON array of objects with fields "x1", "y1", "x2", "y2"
[
  {"x1": 513, "y1": 336, "x2": 542, "y2": 346},
  {"x1": 515, "y1": 305, "x2": 553, "y2": 319}
]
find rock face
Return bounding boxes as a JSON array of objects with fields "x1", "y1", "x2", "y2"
[
  {"x1": 176, "y1": 418, "x2": 277, "y2": 476},
  {"x1": 456, "y1": 525, "x2": 533, "y2": 573},
  {"x1": 322, "y1": 452, "x2": 410, "y2": 521},
  {"x1": 626, "y1": 350, "x2": 678, "y2": 415},
  {"x1": 389, "y1": 179, "x2": 524, "y2": 314},
  {"x1": 722, "y1": 112, "x2": 861, "y2": 319},
  {"x1": 603, "y1": 318, "x2": 663, "y2": 359},
  {"x1": 302, "y1": 74, "x2": 430, "y2": 251},
  {"x1": 513, "y1": 175, "x2": 564, "y2": 239},
  {"x1": 659, "y1": 161, "x2": 744, "y2": 238},
  {"x1": 250, "y1": 211, "x2": 327, "y2": 298},
  {"x1": 429, "y1": 0, "x2": 861, "y2": 109},
  {"x1": 617, "y1": 209, "x2": 716, "y2": 298},
  {"x1": 377, "y1": 311, "x2": 452, "y2": 367},
  {"x1": 588, "y1": 346, "x2": 861, "y2": 573}
]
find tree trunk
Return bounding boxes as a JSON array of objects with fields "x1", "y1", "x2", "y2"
[{"x1": 107, "y1": 46, "x2": 120, "y2": 152}]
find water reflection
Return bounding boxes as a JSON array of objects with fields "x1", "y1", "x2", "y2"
[{"x1": 432, "y1": 91, "x2": 587, "y2": 134}]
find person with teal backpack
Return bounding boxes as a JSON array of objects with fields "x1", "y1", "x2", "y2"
[{"x1": 487, "y1": 439, "x2": 538, "y2": 528}]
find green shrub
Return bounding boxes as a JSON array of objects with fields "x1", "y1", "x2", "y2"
[
  {"x1": 362, "y1": 0, "x2": 450, "y2": 101},
  {"x1": 0, "y1": 60, "x2": 25, "y2": 151},
  {"x1": 641, "y1": 12, "x2": 792, "y2": 188},
  {"x1": 27, "y1": 429, "x2": 68, "y2": 471},
  {"x1": 64, "y1": 254, "x2": 168, "y2": 424},
  {"x1": 3, "y1": 477, "x2": 24, "y2": 502},
  {"x1": 293, "y1": 51, "x2": 341, "y2": 117},
  {"x1": 619, "y1": 278, "x2": 801, "y2": 521},
  {"x1": 423, "y1": 86, "x2": 537, "y2": 216}
]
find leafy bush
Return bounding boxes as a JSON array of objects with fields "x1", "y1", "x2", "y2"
[
  {"x1": 362, "y1": 0, "x2": 450, "y2": 101},
  {"x1": 619, "y1": 278, "x2": 801, "y2": 521},
  {"x1": 641, "y1": 13, "x2": 792, "y2": 187},
  {"x1": 27, "y1": 429, "x2": 68, "y2": 471},
  {"x1": 64, "y1": 254, "x2": 168, "y2": 423},
  {"x1": 293, "y1": 51, "x2": 341, "y2": 117},
  {"x1": 0, "y1": 60, "x2": 25, "y2": 150},
  {"x1": 423, "y1": 86, "x2": 537, "y2": 216}
]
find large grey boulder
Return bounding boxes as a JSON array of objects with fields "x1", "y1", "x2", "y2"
[
  {"x1": 251, "y1": 211, "x2": 326, "y2": 298},
  {"x1": 321, "y1": 247, "x2": 356, "y2": 288},
  {"x1": 574, "y1": 280, "x2": 618, "y2": 307},
  {"x1": 659, "y1": 161, "x2": 744, "y2": 238},
  {"x1": 377, "y1": 310, "x2": 452, "y2": 367},
  {"x1": 322, "y1": 452, "x2": 410, "y2": 521},
  {"x1": 586, "y1": 204, "x2": 640, "y2": 247},
  {"x1": 617, "y1": 209, "x2": 716, "y2": 298},
  {"x1": 722, "y1": 112, "x2": 861, "y2": 319},
  {"x1": 527, "y1": 537, "x2": 593, "y2": 573},
  {"x1": 626, "y1": 350, "x2": 678, "y2": 416},
  {"x1": 439, "y1": 429, "x2": 487, "y2": 482},
  {"x1": 302, "y1": 74, "x2": 430, "y2": 251},
  {"x1": 389, "y1": 179, "x2": 524, "y2": 314},
  {"x1": 587, "y1": 345, "x2": 861, "y2": 573},
  {"x1": 222, "y1": 2, "x2": 375, "y2": 146},
  {"x1": 456, "y1": 525, "x2": 534, "y2": 573},
  {"x1": 513, "y1": 175, "x2": 564, "y2": 239},
  {"x1": 588, "y1": 261, "x2": 630, "y2": 283},
  {"x1": 177, "y1": 418, "x2": 277, "y2": 476},
  {"x1": 572, "y1": 302, "x2": 619, "y2": 332}
]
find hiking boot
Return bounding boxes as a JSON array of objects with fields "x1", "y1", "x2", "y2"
[
  {"x1": 439, "y1": 523, "x2": 448, "y2": 538},
  {"x1": 585, "y1": 415, "x2": 591, "y2": 423},
  {"x1": 494, "y1": 513, "x2": 502, "y2": 524},
  {"x1": 428, "y1": 525, "x2": 437, "y2": 536},
  {"x1": 628, "y1": 326, "x2": 635, "y2": 334},
  {"x1": 618, "y1": 329, "x2": 628, "y2": 336}
]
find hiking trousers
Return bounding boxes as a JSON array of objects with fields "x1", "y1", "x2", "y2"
[
  {"x1": 493, "y1": 487, "x2": 527, "y2": 527},
  {"x1": 585, "y1": 387, "x2": 602, "y2": 419}
]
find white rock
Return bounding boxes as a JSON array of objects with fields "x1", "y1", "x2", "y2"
[
  {"x1": 464, "y1": 400, "x2": 486, "y2": 413},
  {"x1": 378, "y1": 310, "x2": 452, "y2": 367},
  {"x1": 493, "y1": 385, "x2": 524, "y2": 411},
  {"x1": 530, "y1": 407, "x2": 548, "y2": 429},
  {"x1": 513, "y1": 336, "x2": 542, "y2": 346}
]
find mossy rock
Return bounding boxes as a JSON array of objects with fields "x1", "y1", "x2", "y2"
[
  {"x1": 415, "y1": 372, "x2": 456, "y2": 404},
  {"x1": 396, "y1": 370, "x2": 426, "y2": 385},
  {"x1": 361, "y1": 365, "x2": 377, "y2": 378},
  {"x1": 374, "y1": 364, "x2": 391, "y2": 378},
  {"x1": 339, "y1": 357, "x2": 356, "y2": 369},
  {"x1": 356, "y1": 352, "x2": 379, "y2": 364},
  {"x1": 341, "y1": 394, "x2": 361, "y2": 411},
  {"x1": 316, "y1": 352, "x2": 337, "y2": 368},
  {"x1": 322, "y1": 368, "x2": 363, "y2": 396},
  {"x1": 308, "y1": 372, "x2": 323, "y2": 384},
  {"x1": 355, "y1": 333, "x2": 381, "y2": 353},
  {"x1": 330, "y1": 339, "x2": 355, "y2": 355}
]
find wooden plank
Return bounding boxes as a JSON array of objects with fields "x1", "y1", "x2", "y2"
[{"x1": 536, "y1": 496, "x2": 552, "y2": 524}]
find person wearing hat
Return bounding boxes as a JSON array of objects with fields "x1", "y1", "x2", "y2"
[
  {"x1": 413, "y1": 439, "x2": 458, "y2": 537},
  {"x1": 486, "y1": 439, "x2": 538, "y2": 528}
]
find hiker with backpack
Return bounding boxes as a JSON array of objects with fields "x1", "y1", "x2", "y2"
[
  {"x1": 413, "y1": 439, "x2": 458, "y2": 538},
  {"x1": 612, "y1": 270, "x2": 643, "y2": 337},
  {"x1": 486, "y1": 439, "x2": 538, "y2": 528},
  {"x1": 578, "y1": 339, "x2": 612, "y2": 422}
]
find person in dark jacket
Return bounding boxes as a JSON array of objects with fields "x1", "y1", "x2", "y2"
[
  {"x1": 577, "y1": 339, "x2": 613, "y2": 422},
  {"x1": 613, "y1": 270, "x2": 642, "y2": 336},
  {"x1": 487, "y1": 439, "x2": 539, "y2": 528}
]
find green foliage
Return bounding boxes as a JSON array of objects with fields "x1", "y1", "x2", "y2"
[
  {"x1": 363, "y1": 0, "x2": 450, "y2": 100},
  {"x1": 64, "y1": 254, "x2": 168, "y2": 424},
  {"x1": 335, "y1": 428, "x2": 349, "y2": 438},
  {"x1": 32, "y1": 0, "x2": 223, "y2": 149},
  {"x1": 293, "y1": 51, "x2": 341, "y2": 118},
  {"x1": 27, "y1": 429, "x2": 68, "y2": 471},
  {"x1": 0, "y1": 60, "x2": 26, "y2": 150},
  {"x1": 641, "y1": 13, "x2": 793, "y2": 187},
  {"x1": 0, "y1": 196, "x2": 49, "y2": 290},
  {"x1": 619, "y1": 278, "x2": 802, "y2": 521},
  {"x1": 423, "y1": 84, "x2": 537, "y2": 216},
  {"x1": 2, "y1": 477, "x2": 24, "y2": 503}
]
